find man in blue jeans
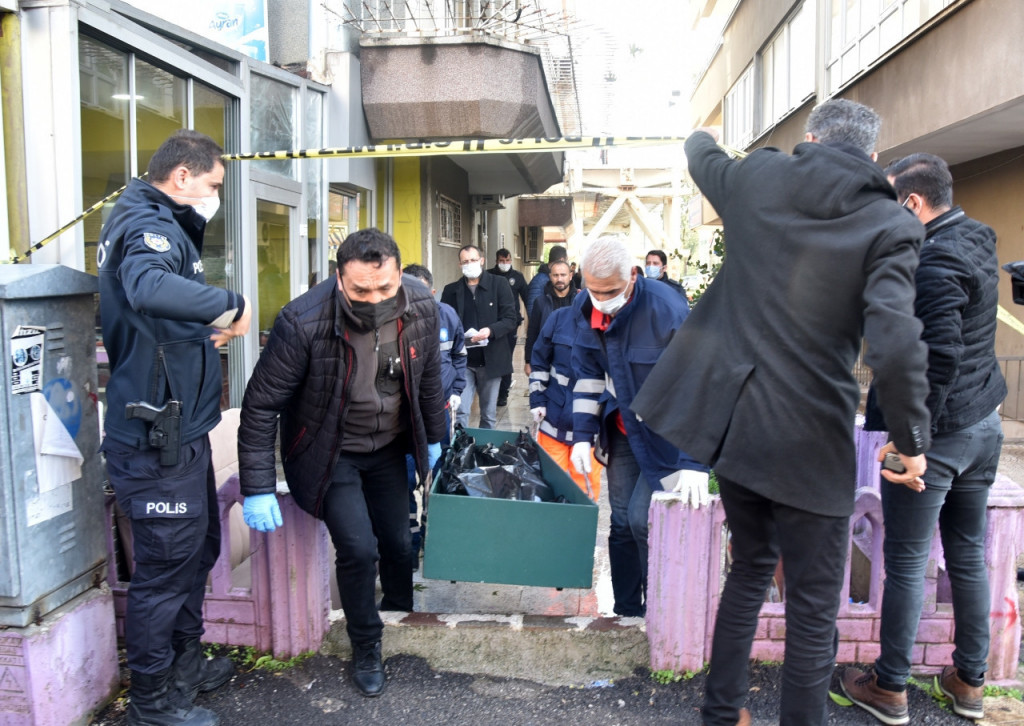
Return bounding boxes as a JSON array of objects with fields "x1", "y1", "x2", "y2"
[{"x1": 843, "y1": 153, "x2": 1007, "y2": 724}]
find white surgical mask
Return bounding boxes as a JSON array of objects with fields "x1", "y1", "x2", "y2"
[
  {"x1": 194, "y1": 196, "x2": 221, "y2": 221},
  {"x1": 461, "y1": 262, "x2": 482, "y2": 279},
  {"x1": 590, "y1": 284, "x2": 631, "y2": 316},
  {"x1": 174, "y1": 193, "x2": 221, "y2": 222},
  {"x1": 644, "y1": 265, "x2": 662, "y2": 279},
  {"x1": 498, "y1": 262, "x2": 512, "y2": 273}
]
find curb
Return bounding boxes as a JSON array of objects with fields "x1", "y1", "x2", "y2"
[{"x1": 321, "y1": 611, "x2": 650, "y2": 687}]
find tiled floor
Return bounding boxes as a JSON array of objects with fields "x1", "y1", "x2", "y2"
[{"x1": 412, "y1": 339, "x2": 615, "y2": 617}]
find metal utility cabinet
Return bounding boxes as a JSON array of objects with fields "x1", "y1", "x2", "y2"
[{"x1": 0, "y1": 264, "x2": 105, "y2": 627}]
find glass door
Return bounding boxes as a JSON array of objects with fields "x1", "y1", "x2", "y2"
[{"x1": 253, "y1": 183, "x2": 302, "y2": 346}]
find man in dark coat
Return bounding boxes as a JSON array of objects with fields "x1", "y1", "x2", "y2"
[
  {"x1": 440, "y1": 244, "x2": 516, "y2": 429},
  {"x1": 632, "y1": 99, "x2": 932, "y2": 726},
  {"x1": 644, "y1": 249, "x2": 687, "y2": 299},
  {"x1": 842, "y1": 154, "x2": 1006, "y2": 724},
  {"x1": 99, "y1": 130, "x2": 249, "y2": 726},
  {"x1": 526, "y1": 244, "x2": 568, "y2": 317},
  {"x1": 488, "y1": 248, "x2": 528, "y2": 406},
  {"x1": 238, "y1": 228, "x2": 446, "y2": 698}
]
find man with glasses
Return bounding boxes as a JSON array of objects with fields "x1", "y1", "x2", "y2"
[{"x1": 441, "y1": 244, "x2": 516, "y2": 429}]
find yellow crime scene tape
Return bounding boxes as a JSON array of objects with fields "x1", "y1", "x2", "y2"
[{"x1": 7, "y1": 134, "x2": 743, "y2": 263}]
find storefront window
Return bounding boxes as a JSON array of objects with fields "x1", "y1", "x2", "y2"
[
  {"x1": 194, "y1": 82, "x2": 235, "y2": 291},
  {"x1": 135, "y1": 59, "x2": 186, "y2": 175},
  {"x1": 79, "y1": 36, "x2": 130, "y2": 276},
  {"x1": 80, "y1": 34, "x2": 240, "y2": 409},
  {"x1": 250, "y1": 73, "x2": 296, "y2": 179},
  {"x1": 303, "y1": 89, "x2": 324, "y2": 285}
]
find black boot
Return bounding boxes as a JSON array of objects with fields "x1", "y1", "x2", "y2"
[
  {"x1": 173, "y1": 638, "x2": 235, "y2": 701},
  {"x1": 127, "y1": 668, "x2": 220, "y2": 726},
  {"x1": 351, "y1": 641, "x2": 385, "y2": 697}
]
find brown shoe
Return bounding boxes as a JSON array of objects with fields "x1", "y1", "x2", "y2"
[
  {"x1": 840, "y1": 667, "x2": 909, "y2": 725},
  {"x1": 939, "y1": 665, "x2": 984, "y2": 719},
  {"x1": 736, "y1": 707, "x2": 751, "y2": 726}
]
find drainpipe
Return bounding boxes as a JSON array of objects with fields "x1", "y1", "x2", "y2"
[{"x1": 1, "y1": 12, "x2": 29, "y2": 261}]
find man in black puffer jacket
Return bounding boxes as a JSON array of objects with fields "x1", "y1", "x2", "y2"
[
  {"x1": 237, "y1": 229, "x2": 445, "y2": 699},
  {"x1": 845, "y1": 154, "x2": 1007, "y2": 724}
]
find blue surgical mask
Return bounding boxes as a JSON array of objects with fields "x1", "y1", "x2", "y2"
[{"x1": 644, "y1": 265, "x2": 662, "y2": 279}]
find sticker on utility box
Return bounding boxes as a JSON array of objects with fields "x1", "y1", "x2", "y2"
[{"x1": 10, "y1": 325, "x2": 45, "y2": 394}]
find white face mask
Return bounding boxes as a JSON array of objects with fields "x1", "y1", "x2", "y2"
[
  {"x1": 174, "y1": 193, "x2": 221, "y2": 222},
  {"x1": 461, "y1": 262, "x2": 483, "y2": 279},
  {"x1": 590, "y1": 283, "x2": 631, "y2": 316},
  {"x1": 194, "y1": 196, "x2": 220, "y2": 222},
  {"x1": 498, "y1": 262, "x2": 512, "y2": 273}
]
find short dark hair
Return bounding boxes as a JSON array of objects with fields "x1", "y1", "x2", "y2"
[
  {"x1": 884, "y1": 153, "x2": 954, "y2": 210},
  {"x1": 459, "y1": 244, "x2": 481, "y2": 259},
  {"x1": 147, "y1": 129, "x2": 224, "y2": 183},
  {"x1": 337, "y1": 228, "x2": 401, "y2": 271},
  {"x1": 805, "y1": 99, "x2": 881, "y2": 156},
  {"x1": 549, "y1": 260, "x2": 571, "y2": 275},
  {"x1": 402, "y1": 263, "x2": 433, "y2": 288},
  {"x1": 548, "y1": 245, "x2": 568, "y2": 263},
  {"x1": 496, "y1": 248, "x2": 512, "y2": 260},
  {"x1": 646, "y1": 249, "x2": 667, "y2": 266}
]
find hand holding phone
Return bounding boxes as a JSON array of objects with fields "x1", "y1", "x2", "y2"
[{"x1": 882, "y1": 452, "x2": 906, "y2": 473}]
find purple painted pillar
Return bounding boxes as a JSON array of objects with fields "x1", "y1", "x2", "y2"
[
  {"x1": 984, "y1": 473, "x2": 1024, "y2": 681},
  {"x1": 0, "y1": 587, "x2": 118, "y2": 726},
  {"x1": 219, "y1": 474, "x2": 331, "y2": 659},
  {"x1": 646, "y1": 491, "x2": 719, "y2": 674}
]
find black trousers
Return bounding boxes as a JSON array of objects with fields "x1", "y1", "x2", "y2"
[
  {"x1": 703, "y1": 475, "x2": 848, "y2": 726},
  {"x1": 321, "y1": 436, "x2": 413, "y2": 646},
  {"x1": 498, "y1": 330, "x2": 518, "y2": 401},
  {"x1": 106, "y1": 435, "x2": 220, "y2": 674}
]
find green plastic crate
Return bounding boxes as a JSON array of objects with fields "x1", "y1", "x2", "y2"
[{"x1": 422, "y1": 428, "x2": 598, "y2": 589}]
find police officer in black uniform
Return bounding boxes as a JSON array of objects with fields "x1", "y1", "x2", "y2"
[
  {"x1": 98, "y1": 130, "x2": 251, "y2": 726},
  {"x1": 488, "y1": 248, "x2": 528, "y2": 406}
]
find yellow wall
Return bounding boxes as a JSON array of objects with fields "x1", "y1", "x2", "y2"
[{"x1": 391, "y1": 157, "x2": 422, "y2": 264}]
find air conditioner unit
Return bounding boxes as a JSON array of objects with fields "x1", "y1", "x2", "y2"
[{"x1": 473, "y1": 194, "x2": 505, "y2": 211}]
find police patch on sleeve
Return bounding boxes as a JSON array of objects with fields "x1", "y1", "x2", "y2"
[{"x1": 143, "y1": 233, "x2": 171, "y2": 252}]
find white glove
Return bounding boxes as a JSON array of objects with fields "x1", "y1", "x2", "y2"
[
  {"x1": 531, "y1": 406, "x2": 546, "y2": 424},
  {"x1": 449, "y1": 394, "x2": 461, "y2": 411},
  {"x1": 570, "y1": 441, "x2": 592, "y2": 475},
  {"x1": 666, "y1": 469, "x2": 710, "y2": 509}
]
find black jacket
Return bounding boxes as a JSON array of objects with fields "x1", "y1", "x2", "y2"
[
  {"x1": 655, "y1": 274, "x2": 688, "y2": 300},
  {"x1": 524, "y1": 281, "x2": 577, "y2": 363},
  {"x1": 440, "y1": 271, "x2": 517, "y2": 378},
  {"x1": 98, "y1": 178, "x2": 245, "y2": 448},
  {"x1": 633, "y1": 132, "x2": 931, "y2": 518},
  {"x1": 237, "y1": 275, "x2": 446, "y2": 517},
  {"x1": 488, "y1": 264, "x2": 529, "y2": 327},
  {"x1": 868, "y1": 207, "x2": 1006, "y2": 434}
]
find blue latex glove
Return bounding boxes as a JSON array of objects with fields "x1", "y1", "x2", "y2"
[
  {"x1": 243, "y1": 494, "x2": 283, "y2": 533},
  {"x1": 427, "y1": 442, "x2": 442, "y2": 471}
]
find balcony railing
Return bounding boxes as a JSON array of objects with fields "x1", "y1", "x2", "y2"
[{"x1": 329, "y1": 0, "x2": 581, "y2": 136}]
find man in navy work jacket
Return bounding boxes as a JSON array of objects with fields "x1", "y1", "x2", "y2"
[
  {"x1": 238, "y1": 229, "x2": 445, "y2": 699},
  {"x1": 569, "y1": 235, "x2": 707, "y2": 619},
  {"x1": 632, "y1": 99, "x2": 932, "y2": 726},
  {"x1": 98, "y1": 129, "x2": 251, "y2": 726}
]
